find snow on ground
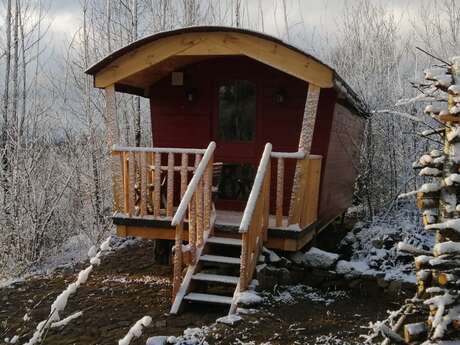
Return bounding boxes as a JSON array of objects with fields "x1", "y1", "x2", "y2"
[
  {"x1": 0, "y1": 235, "x2": 143, "y2": 288},
  {"x1": 340, "y1": 206, "x2": 434, "y2": 283},
  {"x1": 265, "y1": 284, "x2": 348, "y2": 306}
]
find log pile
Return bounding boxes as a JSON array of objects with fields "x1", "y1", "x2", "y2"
[{"x1": 367, "y1": 57, "x2": 460, "y2": 344}]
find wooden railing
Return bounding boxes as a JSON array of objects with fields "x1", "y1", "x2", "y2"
[
  {"x1": 271, "y1": 151, "x2": 322, "y2": 228},
  {"x1": 237, "y1": 145, "x2": 322, "y2": 295},
  {"x1": 171, "y1": 142, "x2": 216, "y2": 299},
  {"x1": 111, "y1": 145, "x2": 207, "y2": 218},
  {"x1": 239, "y1": 143, "x2": 272, "y2": 291}
]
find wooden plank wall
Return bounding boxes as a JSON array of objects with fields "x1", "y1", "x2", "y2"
[{"x1": 316, "y1": 103, "x2": 365, "y2": 227}]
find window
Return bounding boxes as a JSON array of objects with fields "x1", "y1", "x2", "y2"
[{"x1": 218, "y1": 80, "x2": 256, "y2": 141}]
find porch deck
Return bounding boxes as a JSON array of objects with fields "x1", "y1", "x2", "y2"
[{"x1": 114, "y1": 209, "x2": 317, "y2": 251}]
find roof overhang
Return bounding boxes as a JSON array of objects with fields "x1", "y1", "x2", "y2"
[{"x1": 86, "y1": 26, "x2": 368, "y2": 117}]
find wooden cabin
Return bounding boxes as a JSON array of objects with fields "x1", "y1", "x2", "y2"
[{"x1": 86, "y1": 26, "x2": 367, "y2": 315}]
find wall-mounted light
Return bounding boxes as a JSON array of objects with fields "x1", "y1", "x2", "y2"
[
  {"x1": 185, "y1": 88, "x2": 197, "y2": 102},
  {"x1": 275, "y1": 88, "x2": 286, "y2": 104}
]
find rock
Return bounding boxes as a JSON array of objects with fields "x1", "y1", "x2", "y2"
[
  {"x1": 146, "y1": 336, "x2": 168, "y2": 345},
  {"x1": 302, "y1": 247, "x2": 339, "y2": 270},
  {"x1": 237, "y1": 290, "x2": 264, "y2": 306},
  {"x1": 216, "y1": 314, "x2": 242, "y2": 326},
  {"x1": 335, "y1": 260, "x2": 369, "y2": 277},
  {"x1": 289, "y1": 251, "x2": 304, "y2": 265},
  {"x1": 257, "y1": 265, "x2": 291, "y2": 289}
]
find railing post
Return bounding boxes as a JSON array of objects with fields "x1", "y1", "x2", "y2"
[
  {"x1": 180, "y1": 153, "x2": 188, "y2": 198},
  {"x1": 240, "y1": 232, "x2": 248, "y2": 291},
  {"x1": 203, "y1": 158, "x2": 213, "y2": 233},
  {"x1": 275, "y1": 157, "x2": 284, "y2": 227},
  {"x1": 166, "y1": 152, "x2": 174, "y2": 217},
  {"x1": 153, "y1": 153, "x2": 161, "y2": 217},
  {"x1": 123, "y1": 152, "x2": 130, "y2": 215},
  {"x1": 140, "y1": 152, "x2": 148, "y2": 216},
  {"x1": 189, "y1": 194, "x2": 197, "y2": 264},
  {"x1": 172, "y1": 222, "x2": 184, "y2": 301}
]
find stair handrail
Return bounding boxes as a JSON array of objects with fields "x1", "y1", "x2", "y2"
[
  {"x1": 238, "y1": 143, "x2": 272, "y2": 292},
  {"x1": 171, "y1": 141, "x2": 216, "y2": 300}
]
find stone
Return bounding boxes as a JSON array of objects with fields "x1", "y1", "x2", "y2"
[
  {"x1": 302, "y1": 247, "x2": 340, "y2": 270},
  {"x1": 377, "y1": 277, "x2": 390, "y2": 288}
]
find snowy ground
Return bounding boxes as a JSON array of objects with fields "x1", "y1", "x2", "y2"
[{"x1": 339, "y1": 205, "x2": 434, "y2": 283}]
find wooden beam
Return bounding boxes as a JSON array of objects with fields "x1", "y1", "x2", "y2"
[
  {"x1": 288, "y1": 84, "x2": 321, "y2": 225},
  {"x1": 94, "y1": 32, "x2": 333, "y2": 89},
  {"x1": 105, "y1": 85, "x2": 123, "y2": 212}
]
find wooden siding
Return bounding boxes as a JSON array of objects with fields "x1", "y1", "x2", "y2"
[
  {"x1": 149, "y1": 55, "x2": 363, "y2": 222},
  {"x1": 317, "y1": 103, "x2": 365, "y2": 227}
]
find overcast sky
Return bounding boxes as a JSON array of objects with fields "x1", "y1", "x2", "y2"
[{"x1": 44, "y1": 0, "x2": 416, "y2": 51}]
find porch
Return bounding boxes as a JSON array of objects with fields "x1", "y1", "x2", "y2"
[{"x1": 110, "y1": 143, "x2": 323, "y2": 252}]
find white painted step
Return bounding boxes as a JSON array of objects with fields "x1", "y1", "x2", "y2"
[
  {"x1": 207, "y1": 236, "x2": 242, "y2": 246},
  {"x1": 200, "y1": 254, "x2": 240, "y2": 265},
  {"x1": 183, "y1": 292, "x2": 232, "y2": 305},
  {"x1": 192, "y1": 273, "x2": 239, "y2": 284}
]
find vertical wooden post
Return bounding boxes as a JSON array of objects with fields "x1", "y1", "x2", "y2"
[
  {"x1": 172, "y1": 222, "x2": 183, "y2": 300},
  {"x1": 153, "y1": 152, "x2": 161, "y2": 216},
  {"x1": 166, "y1": 152, "x2": 174, "y2": 217},
  {"x1": 123, "y1": 152, "x2": 130, "y2": 214},
  {"x1": 240, "y1": 232, "x2": 248, "y2": 291},
  {"x1": 189, "y1": 194, "x2": 196, "y2": 263},
  {"x1": 275, "y1": 157, "x2": 284, "y2": 227},
  {"x1": 128, "y1": 151, "x2": 137, "y2": 216},
  {"x1": 203, "y1": 158, "x2": 213, "y2": 232},
  {"x1": 105, "y1": 85, "x2": 123, "y2": 212},
  {"x1": 180, "y1": 153, "x2": 188, "y2": 198},
  {"x1": 288, "y1": 84, "x2": 320, "y2": 225},
  {"x1": 140, "y1": 152, "x2": 148, "y2": 216}
]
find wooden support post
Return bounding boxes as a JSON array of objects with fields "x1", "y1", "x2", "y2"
[
  {"x1": 105, "y1": 85, "x2": 123, "y2": 212},
  {"x1": 276, "y1": 157, "x2": 284, "y2": 227},
  {"x1": 140, "y1": 153, "x2": 148, "y2": 216},
  {"x1": 122, "y1": 152, "x2": 130, "y2": 214},
  {"x1": 180, "y1": 153, "x2": 188, "y2": 198},
  {"x1": 288, "y1": 84, "x2": 320, "y2": 225},
  {"x1": 167, "y1": 152, "x2": 174, "y2": 217},
  {"x1": 172, "y1": 222, "x2": 184, "y2": 300},
  {"x1": 203, "y1": 159, "x2": 213, "y2": 232},
  {"x1": 240, "y1": 232, "x2": 248, "y2": 291},
  {"x1": 128, "y1": 151, "x2": 137, "y2": 216},
  {"x1": 189, "y1": 194, "x2": 196, "y2": 264},
  {"x1": 153, "y1": 152, "x2": 161, "y2": 216}
]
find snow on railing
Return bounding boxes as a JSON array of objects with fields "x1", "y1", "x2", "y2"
[
  {"x1": 23, "y1": 237, "x2": 111, "y2": 345},
  {"x1": 170, "y1": 142, "x2": 216, "y2": 300},
  {"x1": 238, "y1": 143, "x2": 272, "y2": 293}
]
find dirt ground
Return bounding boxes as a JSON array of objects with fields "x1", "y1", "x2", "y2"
[{"x1": 0, "y1": 238, "x2": 407, "y2": 345}]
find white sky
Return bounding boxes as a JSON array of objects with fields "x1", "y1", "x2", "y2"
[{"x1": 46, "y1": 0, "x2": 417, "y2": 46}]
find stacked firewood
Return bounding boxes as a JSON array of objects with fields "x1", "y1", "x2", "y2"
[
  {"x1": 364, "y1": 57, "x2": 460, "y2": 344},
  {"x1": 399, "y1": 57, "x2": 460, "y2": 343}
]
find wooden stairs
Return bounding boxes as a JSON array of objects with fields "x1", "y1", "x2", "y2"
[{"x1": 170, "y1": 233, "x2": 252, "y2": 314}]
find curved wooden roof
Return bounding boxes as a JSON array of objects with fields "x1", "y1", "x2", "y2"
[{"x1": 86, "y1": 26, "x2": 367, "y2": 116}]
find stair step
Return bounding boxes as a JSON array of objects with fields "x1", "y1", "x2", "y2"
[
  {"x1": 192, "y1": 273, "x2": 239, "y2": 284},
  {"x1": 183, "y1": 292, "x2": 233, "y2": 305},
  {"x1": 207, "y1": 236, "x2": 242, "y2": 246},
  {"x1": 200, "y1": 254, "x2": 240, "y2": 265}
]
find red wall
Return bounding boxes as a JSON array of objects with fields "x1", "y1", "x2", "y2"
[{"x1": 149, "y1": 56, "x2": 363, "y2": 223}]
